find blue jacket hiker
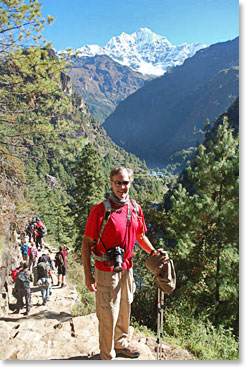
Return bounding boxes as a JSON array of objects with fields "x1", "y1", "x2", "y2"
[{"x1": 21, "y1": 242, "x2": 29, "y2": 261}]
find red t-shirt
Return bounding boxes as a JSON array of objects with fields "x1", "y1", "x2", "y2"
[
  {"x1": 61, "y1": 250, "x2": 69, "y2": 266},
  {"x1": 28, "y1": 246, "x2": 38, "y2": 258},
  {"x1": 84, "y1": 199, "x2": 147, "y2": 272}
]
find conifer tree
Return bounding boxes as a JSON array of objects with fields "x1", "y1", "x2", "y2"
[
  {"x1": 167, "y1": 119, "x2": 239, "y2": 332},
  {"x1": 72, "y1": 143, "x2": 105, "y2": 250},
  {"x1": 0, "y1": 0, "x2": 71, "y2": 227},
  {"x1": 0, "y1": 0, "x2": 71, "y2": 189}
]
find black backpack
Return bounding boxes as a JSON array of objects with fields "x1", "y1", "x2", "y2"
[
  {"x1": 37, "y1": 262, "x2": 49, "y2": 279},
  {"x1": 55, "y1": 252, "x2": 64, "y2": 267},
  {"x1": 16, "y1": 271, "x2": 30, "y2": 289},
  {"x1": 38, "y1": 225, "x2": 47, "y2": 238}
]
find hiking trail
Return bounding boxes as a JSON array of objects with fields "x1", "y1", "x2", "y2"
[{"x1": 0, "y1": 242, "x2": 193, "y2": 360}]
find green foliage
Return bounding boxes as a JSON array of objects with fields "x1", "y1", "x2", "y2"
[
  {"x1": 0, "y1": 0, "x2": 52, "y2": 55},
  {"x1": 131, "y1": 245, "x2": 158, "y2": 327},
  {"x1": 131, "y1": 174, "x2": 164, "y2": 202},
  {"x1": 71, "y1": 142, "x2": 106, "y2": 250},
  {"x1": 167, "y1": 119, "x2": 239, "y2": 334},
  {"x1": 0, "y1": 0, "x2": 71, "y2": 226},
  {"x1": 65, "y1": 252, "x2": 96, "y2": 316},
  {"x1": 162, "y1": 300, "x2": 239, "y2": 360}
]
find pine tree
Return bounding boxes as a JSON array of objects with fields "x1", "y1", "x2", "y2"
[
  {"x1": 72, "y1": 143, "x2": 105, "y2": 250},
  {"x1": 167, "y1": 118, "x2": 239, "y2": 333}
]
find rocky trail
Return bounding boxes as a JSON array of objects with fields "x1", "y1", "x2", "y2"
[{"x1": 0, "y1": 242, "x2": 193, "y2": 361}]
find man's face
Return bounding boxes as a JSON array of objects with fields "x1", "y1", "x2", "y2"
[{"x1": 110, "y1": 170, "x2": 131, "y2": 201}]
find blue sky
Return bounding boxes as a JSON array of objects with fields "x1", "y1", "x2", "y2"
[{"x1": 39, "y1": 0, "x2": 239, "y2": 51}]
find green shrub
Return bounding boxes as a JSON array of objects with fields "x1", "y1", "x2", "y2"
[
  {"x1": 66, "y1": 253, "x2": 96, "y2": 316},
  {"x1": 162, "y1": 305, "x2": 239, "y2": 360}
]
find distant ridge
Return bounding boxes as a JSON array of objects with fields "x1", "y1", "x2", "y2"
[
  {"x1": 66, "y1": 55, "x2": 149, "y2": 123},
  {"x1": 103, "y1": 37, "x2": 239, "y2": 168},
  {"x1": 59, "y1": 28, "x2": 207, "y2": 76}
]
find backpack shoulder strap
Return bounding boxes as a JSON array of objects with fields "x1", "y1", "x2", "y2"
[
  {"x1": 96, "y1": 199, "x2": 112, "y2": 246},
  {"x1": 131, "y1": 199, "x2": 139, "y2": 216},
  {"x1": 131, "y1": 199, "x2": 145, "y2": 239}
]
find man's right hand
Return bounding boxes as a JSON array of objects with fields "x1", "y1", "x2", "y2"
[{"x1": 85, "y1": 274, "x2": 97, "y2": 292}]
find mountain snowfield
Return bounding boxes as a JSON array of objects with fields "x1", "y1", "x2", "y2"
[{"x1": 59, "y1": 28, "x2": 207, "y2": 76}]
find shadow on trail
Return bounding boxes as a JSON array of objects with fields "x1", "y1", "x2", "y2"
[
  {"x1": 52, "y1": 354, "x2": 101, "y2": 360},
  {"x1": 0, "y1": 310, "x2": 72, "y2": 323}
]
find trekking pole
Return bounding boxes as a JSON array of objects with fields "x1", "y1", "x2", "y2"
[
  {"x1": 157, "y1": 287, "x2": 161, "y2": 360},
  {"x1": 160, "y1": 290, "x2": 165, "y2": 359}
]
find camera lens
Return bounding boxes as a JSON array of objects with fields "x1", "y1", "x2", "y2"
[{"x1": 107, "y1": 247, "x2": 124, "y2": 273}]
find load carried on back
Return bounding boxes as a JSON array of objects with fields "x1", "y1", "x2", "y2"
[
  {"x1": 55, "y1": 251, "x2": 65, "y2": 267},
  {"x1": 35, "y1": 217, "x2": 47, "y2": 238},
  {"x1": 28, "y1": 216, "x2": 47, "y2": 250}
]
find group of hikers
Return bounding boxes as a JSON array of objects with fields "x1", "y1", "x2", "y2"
[
  {"x1": 21, "y1": 216, "x2": 47, "y2": 252},
  {"x1": 11, "y1": 216, "x2": 71, "y2": 316}
]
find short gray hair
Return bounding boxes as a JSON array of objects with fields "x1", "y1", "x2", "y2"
[{"x1": 110, "y1": 166, "x2": 134, "y2": 182}]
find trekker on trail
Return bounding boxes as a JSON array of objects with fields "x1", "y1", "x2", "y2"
[
  {"x1": 25, "y1": 217, "x2": 35, "y2": 242},
  {"x1": 20, "y1": 240, "x2": 29, "y2": 261},
  {"x1": 55, "y1": 245, "x2": 71, "y2": 287},
  {"x1": 33, "y1": 217, "x2": 47, "y2": 250},
  {"x1": 36, "y1": 259, "x2": 52, "y2": 304},
  {"x1": 11, "y1": 262, "x2": 24, "y2": 284},
  {"x1": 13, "y1": 262, "x2": 32, "y2": 315},
  {"x1": 38, "y1": 252, "x2": 54, "y2": 286},
  {"x1": 34, "y1": 226, "x2": 42, "y2": 250},
  {"x1": 28, "y1": 242, "x2": 38, "y2": 271},
  {"x1": 81, "y1": 166, "x2": 169, "y2": 360},
  {"x1": 36, "y1": 266, "x2": 52, "y2": 306},
  {"x1": 37, "y1": 277, "x2": 52, "y2": 305},
  {"x1": 38, "y1": 252, "x2": 53, "y2": 267},
  {"x1": 11, "y1": 262, "x2": 24, "y2": 299}
]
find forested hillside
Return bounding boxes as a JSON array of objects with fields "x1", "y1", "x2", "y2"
[{"x1": 66, "y1": 55, "x2": 149, "y2": 123}]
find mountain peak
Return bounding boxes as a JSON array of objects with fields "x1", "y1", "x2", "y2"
[{"x1": 61, "y1": 29, "x2": 207, "y2": 76}]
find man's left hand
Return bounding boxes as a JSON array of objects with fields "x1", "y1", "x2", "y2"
[{"x1": 151, "y1": 248, "x2": 169, "y2": 261}]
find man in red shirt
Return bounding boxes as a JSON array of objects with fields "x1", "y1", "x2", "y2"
[
  {"x1": 82, "y1": 166, "x2": 168, "y2": 360},
  {"x1": 55, "y1": 245, "x2": 71, "y2": 287}
]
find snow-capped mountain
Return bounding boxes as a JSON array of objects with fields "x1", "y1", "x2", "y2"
[{"x1": 60, "y1": 28, "x2": 207, "y2": 76}]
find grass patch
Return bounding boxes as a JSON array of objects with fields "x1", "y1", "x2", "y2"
[
  {"x1": 162, "y1": 307, "x2": 239, "y2": 360},
  {"x1": 65, "y1": 252, "x2": 96, "y2": 316}
]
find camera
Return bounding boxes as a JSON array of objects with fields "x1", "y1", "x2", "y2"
[{"x1": 107, "y1": 246, "x2": 125, "y2": 273}]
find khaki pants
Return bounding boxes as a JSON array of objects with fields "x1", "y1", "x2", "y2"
[{"x1": 95, "y1": 267, "x2": 135, "y2": 360}]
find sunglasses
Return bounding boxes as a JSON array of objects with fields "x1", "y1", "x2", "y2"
[{"x1": 113, "y1": 180, "x2": 130, "y2": 186}]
